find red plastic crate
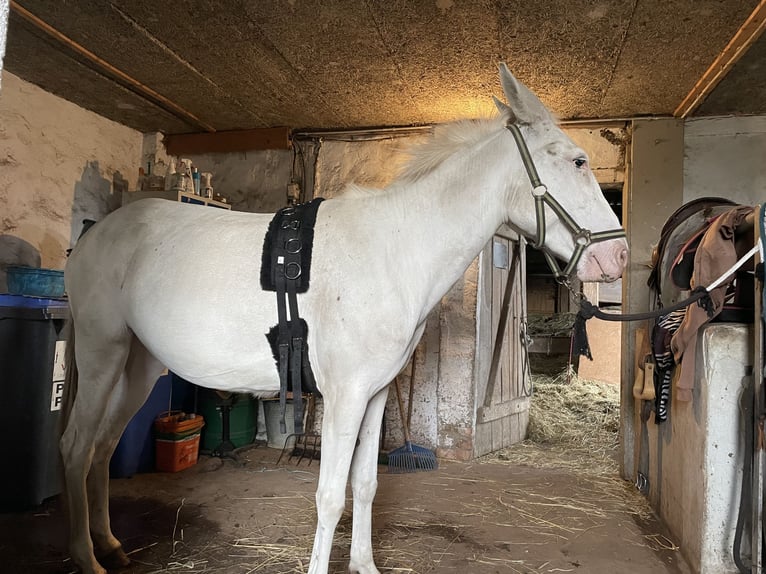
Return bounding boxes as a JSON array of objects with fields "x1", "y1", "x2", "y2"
[
  {"x1": 154, "y1": 412, "x2": 205, "y2": 472},
  {"x1": 155, "y1": 433, "x2": 201, "y2": 473}
]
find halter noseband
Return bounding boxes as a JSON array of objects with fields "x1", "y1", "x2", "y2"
[{"x1": 505, "y1": 122, "x2": 627, "y2": 280}]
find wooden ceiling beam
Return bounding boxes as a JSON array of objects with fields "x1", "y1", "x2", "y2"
[
  {"x1": 675, "y1": 0, "x2": 766, "y2": 118},
  {"x1": 9, "y1": 0, "x2": 216, "y2": 132},
  {"x1": 164, "y1": 127, "x2": 292, "y2": 155}
]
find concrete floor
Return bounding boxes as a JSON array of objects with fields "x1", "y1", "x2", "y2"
[{"x1": 0, "y1": 445, "x2": 691, "y2": 574}]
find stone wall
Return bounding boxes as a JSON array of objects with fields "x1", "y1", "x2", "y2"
[{"x1": 0, "y1": 71, "x2": 141, "y2": 289}]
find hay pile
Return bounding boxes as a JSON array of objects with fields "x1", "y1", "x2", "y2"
[
  {"x1": 527, "y1": 313, "x2": 577, "y2": 337},
  {"x1": 527, "y1": 369, "x2": 620, "y2": 453},
  {"x1": 489, "y1": 368, "x2": 621, "y2": 475}
]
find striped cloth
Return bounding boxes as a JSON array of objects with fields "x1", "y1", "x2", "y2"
[{"x1": 651, "y1": 309, "x2": 686, "y2": 423}]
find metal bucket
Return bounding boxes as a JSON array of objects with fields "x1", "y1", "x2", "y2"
[{"x1": 262, "y1": 400, "x2": 295, "y2": 450}]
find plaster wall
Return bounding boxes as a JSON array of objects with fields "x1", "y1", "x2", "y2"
[
  {"x1": 0, "y1": 71, "x2": 141, "y2": 290},
  {"x1": 684, "y1": 116, "x2": 766, "y2": 206}
]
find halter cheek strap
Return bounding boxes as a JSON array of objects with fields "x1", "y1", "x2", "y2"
[{"x1": 505, "y1": 122, "x2": 626, "y2": 280}]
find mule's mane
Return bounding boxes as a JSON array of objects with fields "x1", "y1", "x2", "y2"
[
  {"x1": 397, "y1": 116, "x2": 505, "y2": 183},
  {"x1": 338, "y1": 115, "x2": 506, "y2": 200}
]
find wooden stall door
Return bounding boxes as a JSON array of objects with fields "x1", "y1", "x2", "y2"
[{"x1": 475, "y1": 232, "x2": 530, "y2": 456}]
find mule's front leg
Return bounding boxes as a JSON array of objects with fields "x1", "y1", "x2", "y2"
[
  {"x1": 308, "y1": 394, "x2": 367, "y2": 574},
  {"x1": 348, "y1": 388, "x2": 388, "y2": 574}
]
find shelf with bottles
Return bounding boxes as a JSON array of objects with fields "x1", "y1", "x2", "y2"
[
  {"x1": 176, "y1": 190, "x2": 231, "y2": 209},
  {"x1": 124, "y1": 157, "x2": 231, "y2": 209},
  {"x1": 121, "y1": 189, "x2": 232, "y2": 210}
]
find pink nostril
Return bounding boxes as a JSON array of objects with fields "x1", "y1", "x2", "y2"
[{"x1": 618, "y1": 248, "x2": 628, "y2": 268}]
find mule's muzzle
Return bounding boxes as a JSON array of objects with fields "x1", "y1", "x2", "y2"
[{"x1": 579, "y1": 239, "x2": 629, "y2": 282}]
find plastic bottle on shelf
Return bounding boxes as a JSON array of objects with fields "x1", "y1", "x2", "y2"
[
  {"x1": 137, "y1": 166, "x2": 146, "y2": 191},
  {"x1": 192, "y1": 167, "x2": 201, "y2": 195},
  {"x1": 165, "y1": 158, "x2": 177, "y2": 191}
]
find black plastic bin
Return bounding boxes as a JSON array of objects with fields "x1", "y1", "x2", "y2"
[{"x1": 0, "y1": 294, "x2": 68, "y2": 510}]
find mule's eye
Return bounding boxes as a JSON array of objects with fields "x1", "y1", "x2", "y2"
[{"x1": 574, "y1": 157, "x2": 587, "y2": 168}]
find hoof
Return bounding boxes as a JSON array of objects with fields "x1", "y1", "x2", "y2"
[
  {"x1": 348, "y1": 561, "x2": 381, "y2": 574},
  {"x1": 96, "y1": 545, "x2": 131, "y2": 569}
]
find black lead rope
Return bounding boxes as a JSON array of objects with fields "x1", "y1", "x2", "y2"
[{"x1": 572, "y1": 286, "x2": 714, "y2": 359}]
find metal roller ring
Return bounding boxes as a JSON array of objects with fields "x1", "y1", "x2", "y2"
[
  {"x1": 285, "y1": 238, "x2": 302, "y2": 253},
  {"x1": 285, "y1": 262, "x2": 302, "y2": 280}
]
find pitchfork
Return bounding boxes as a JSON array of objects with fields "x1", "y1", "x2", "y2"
[{"x1": 277, "y1": 394, "x2": 321, "y2": 465}]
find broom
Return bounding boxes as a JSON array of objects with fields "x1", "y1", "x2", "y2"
[{"x1": 388, "y1": 352, "x2": 438, "y2": 473}]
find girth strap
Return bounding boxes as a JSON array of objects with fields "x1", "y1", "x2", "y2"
[{"x1": 261, "y1": 198, "x2": 324, "y2": 436}]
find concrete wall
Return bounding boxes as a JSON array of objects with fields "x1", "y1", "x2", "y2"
[
  {"x1": 684, "y1": 115, "x2": 766, "y2": 206},
  {"x1": 646, "y1": 324, "x2": 751, "y2": 574},
  {"x1": 139, "y1": 132, "x2": 292, "y2": 214},
  {"x1": 567, "y1": 124, "x2": 626, "y2": 187},
  {"x1": 0, "y1": 71, "x2": 142, "y2": 290},
  {"x1": 177, "y1": 150, "x2": 292, "y2": 214},
  {"x1": 621, "y1": 115, "x2": 765, "y2": 572},
  {"x1": 314, "y1": 135, "x2": 428, "y2": 197},
  {"x1": 622, "y1": 119, "x2": 685, "y2": 481}
]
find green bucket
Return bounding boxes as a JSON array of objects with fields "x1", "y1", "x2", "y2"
[{"x1": 198, "y1": 390, "x2": 257, "y2": 451}]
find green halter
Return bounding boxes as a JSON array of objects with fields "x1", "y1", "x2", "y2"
[{"x1": 505, "y1": 122, "x2": 627, "y2": 280}]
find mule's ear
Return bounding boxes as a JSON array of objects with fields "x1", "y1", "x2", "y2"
[
  {"x1": 492, "y1": 95, "x2": 514, "y2": 120},
  {"x1": 498, "y1": 62, "x2": 553, "y2": 125}
]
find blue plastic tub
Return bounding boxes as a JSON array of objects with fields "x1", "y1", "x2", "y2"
[
  {"x1": 110, "y1": 374, "x2": 192, "y2": 478},
  {"x1": 6, "y1": 266, "x2": 65, "y2": 298},
  {"x1": 0, "y1": 294, "x2": 68, "y2": 308}
]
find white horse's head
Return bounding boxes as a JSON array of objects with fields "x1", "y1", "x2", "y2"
[{"x1": 495, "y1": 64, "x2": 628, "y2": 283}]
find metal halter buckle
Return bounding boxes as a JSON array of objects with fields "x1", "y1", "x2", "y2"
[{"x1": 574, "y1": 229, "x2": 591, "y2": 246}]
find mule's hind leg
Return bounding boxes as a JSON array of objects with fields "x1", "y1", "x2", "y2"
[
  {"x1": 348, "y1": 387, "x2": 388, "y2": 574},
  {"x1": 87, "y1": 336, "x2": 165, "y2": 568},
  {"x1": 60, "y1": 331, "x2": 132, "y2": 574}
]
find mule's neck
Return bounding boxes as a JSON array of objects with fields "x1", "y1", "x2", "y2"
[{"x1": 378, "y1": 129, "x2": 528, "y2": 321}]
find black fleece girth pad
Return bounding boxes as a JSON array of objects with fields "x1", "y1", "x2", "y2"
[
  {"x1": 260, "y1": 199, "x2": 325, "y2": 430},
  {"x1": 260, "y1": 198, "x2": 324, "y2": 293},
  {"x1": 265, "y1": 319, "x2": 318, "y2": 394}
]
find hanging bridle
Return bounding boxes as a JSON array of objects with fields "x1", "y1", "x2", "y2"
[{"x1": 505, "y1": 122, "x2": 627, "y2": 281}]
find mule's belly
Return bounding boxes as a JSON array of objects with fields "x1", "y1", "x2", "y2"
[
  {"x1": 115, "y1": 202, "x2": 283, "y2": 394},
  {"x1": 126, "y1": 284, "x2": 282, "y2": 394}
]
